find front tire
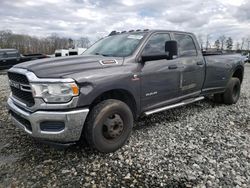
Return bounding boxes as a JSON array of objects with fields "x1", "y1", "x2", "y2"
[{"x1": 84, "y1": 99, "x2": 133, "y2": 153}]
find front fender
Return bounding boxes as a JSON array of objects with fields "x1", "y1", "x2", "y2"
[{"x1": 76, "y1": 73, "x2": 141, "y2": 113}]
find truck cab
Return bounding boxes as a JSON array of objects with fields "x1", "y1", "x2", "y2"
[{"x1": 0, "y1": 49, "x2": 20, "y2": 69}]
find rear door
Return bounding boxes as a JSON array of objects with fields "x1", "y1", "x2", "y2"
[
  {"x1": 173, "y1": 33, "x2": 205, "y2": 97},
  {"x1": 140, "y1": 32, "x2": 181, "y2": 111}
]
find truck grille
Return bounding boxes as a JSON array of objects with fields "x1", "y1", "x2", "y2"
[
  {"x1": 8, "y1": 72, "x2": 35, "y2": 107},
  {"x1": 8, "y1": 72, "x2": 29, "y2": 84}
]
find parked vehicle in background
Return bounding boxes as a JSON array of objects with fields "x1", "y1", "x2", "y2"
[
  {"x1": 47, "y1": 54, "x2": 55, "y2": 58},
  {"x1": 0, "y1": 49, "x2": 48, "y2": 70},
  {"x1": 69, "y1": 48, "x2": 86, "y2": 56},
  {"x1": 241, "y1": 52, "x2": 249, "y2": 63},
  {"x1": 55, "y1": 49, "x2": 69, "y2": 57},
  {"x1": 7, "y1": 30, "x2": 244, "y2": 153}
]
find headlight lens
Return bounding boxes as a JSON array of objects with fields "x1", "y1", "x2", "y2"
[{"x1": 31, "y1": 82, "x2": 79, "y2": 103}]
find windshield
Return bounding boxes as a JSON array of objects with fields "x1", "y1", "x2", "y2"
[{"x1": 84, "y1": 33, "x2": 146, "y2": 57}]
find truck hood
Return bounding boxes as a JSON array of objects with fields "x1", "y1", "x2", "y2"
[{"x1": 14, "y1": 55, "x2": 124, "y2": 78}]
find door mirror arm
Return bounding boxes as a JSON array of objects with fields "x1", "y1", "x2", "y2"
[{"x1": 141, "y1": 53, "x2": 169, "y2": 63}]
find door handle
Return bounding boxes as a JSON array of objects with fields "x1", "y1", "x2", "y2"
[
  {"x1": 168, "y1": 65, "x2": 178, "y2": 69},
  {"x1": 197, "y1": 61, "x2": 204, "y2": 65}
]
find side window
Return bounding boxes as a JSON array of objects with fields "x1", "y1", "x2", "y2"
[
  {"x1": 142, "y1": 33, "x2": 171, "y2": 55},
  {"x1": 174, "y1": 34, "x2": 197, "y2": 57},
  {"x1": 6, "y1": 52, "x2": 18, "y2": 58},
  {"x1": 2, "y1": 52, "x2": 7, "y2": 59}
]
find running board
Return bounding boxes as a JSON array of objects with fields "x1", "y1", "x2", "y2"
[{"x1": 144, "y1": 96, "x2": 205, "y2": 116}]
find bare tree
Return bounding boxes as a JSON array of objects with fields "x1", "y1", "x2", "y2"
[
  {"x1": 236, "y1": 42, "x2": 240, "y2": 51},
  {"x1": 226, "y1": 37, "x2": 233, "y2": 50},
  {"x1": 205, "y1": 34, "x2": 211, "y2": 50},
  {"x1": 214, "y1": 39, "x2": 220, "y2": 50},
  {"x1": 219, "y1": 35, "x2": 226, "y2": 50},
  {"x1": 197, "y1": 34, "x2": 204, "y2": 49},
  {"x1": 240, "y1": 37, "x2": 246, "y2": 50},
  {"x1": 247, "y1": 37, "x2": 250, "y2": 51},
  {"x1": 0, "y1": 30, "x2": 91, "y2": 54},
  {"x1": 77, "y1": 37, "x2": 90, "y2": 48}
]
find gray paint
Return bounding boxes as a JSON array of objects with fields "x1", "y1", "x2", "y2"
[{"x1": 13, "y1": 30, "x2": 245, "y2": 116}]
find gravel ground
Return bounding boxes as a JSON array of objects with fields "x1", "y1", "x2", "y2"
[{"x1": 0, "y1": 65, "x2": 250, "y2": 187}]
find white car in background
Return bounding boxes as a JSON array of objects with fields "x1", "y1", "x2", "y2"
[
  {"x1": 55, "y1": 49, "x2": 69, "y2": 57},
  {"x1": 68, "y1": 48, "x2": 86, "y2": 56},
  {"x1": 243, "y1": 53, "x2": 249, "y2": 63}
]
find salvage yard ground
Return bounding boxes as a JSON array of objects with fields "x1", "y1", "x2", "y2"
[{"x1": 0, "y1": 65, "x2": 250, "y2": 187}]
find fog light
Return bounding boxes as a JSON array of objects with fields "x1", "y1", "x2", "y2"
[{"x1": 40, "y1": 121, "x2": 65, "y2": 132}]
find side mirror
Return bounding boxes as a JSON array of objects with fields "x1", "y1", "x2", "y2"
[
  {"x1": 140, "y1": 40, "x2": 178, "y2": 63},
  {"x1": 165, "y1": 40, "x2": 178, "y2": 60}
]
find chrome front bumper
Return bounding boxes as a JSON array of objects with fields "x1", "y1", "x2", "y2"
[{"x1": 7, "y1": 98, "x2": 89, "y2": 143}]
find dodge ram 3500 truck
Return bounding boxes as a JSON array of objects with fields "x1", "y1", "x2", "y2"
[{"x1": 7, "y1": 30, "x2": 244, "y2": 153}]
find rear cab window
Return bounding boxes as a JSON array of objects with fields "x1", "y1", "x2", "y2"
[
  {"x1": 174, "y1": 33, "x2": 197, "y2": 57},
  {"x1": 1, "y1": 52, "x2": 8, "y2": 59},
  {"x1": 6, "y1": 51, "x2": 18, "y2": 59}
]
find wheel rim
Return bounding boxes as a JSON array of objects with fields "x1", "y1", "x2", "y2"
[
  {"x1": 232, "y1": 84, "x2": 240, "y2": 100},
  {"x1": 102, "y1": 114, "x2": 124, "y2": 140}
]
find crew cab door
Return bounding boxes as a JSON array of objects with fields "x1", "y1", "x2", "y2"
[
  {"x1": 139, "y1": 33, "x2": 181, "y2": 111},
  {"x1": 173, "y1": 33, "x2": 205, "y2": 97}
]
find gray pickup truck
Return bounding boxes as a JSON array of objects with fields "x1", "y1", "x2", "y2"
[{"x1": 7, "y1": 30, "x2": 244, "y2": 153}]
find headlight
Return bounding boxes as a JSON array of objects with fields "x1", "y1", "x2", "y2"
[{"x1": 31, "y1": 82, "x2": 79, "y2": 103}]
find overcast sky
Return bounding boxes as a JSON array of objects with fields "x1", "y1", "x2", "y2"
[{"x1": 1, "y1": 0, "x2": 250, "y2": 43}]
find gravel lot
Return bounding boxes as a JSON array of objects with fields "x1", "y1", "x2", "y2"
[{"x1": 0, "y1": 65, "x2": 250, "y2": 187}]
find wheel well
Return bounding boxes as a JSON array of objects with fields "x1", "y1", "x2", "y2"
[
  {"x1": 232, "y1": 68, "x2": 243, "y2": 83},
  {"x1": 90, "y1": 89, "x2": 137, "y2": 118}
]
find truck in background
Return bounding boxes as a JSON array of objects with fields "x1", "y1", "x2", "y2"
[{"x1": 0, "y1": 49, "x2": 48, "y2": 70}]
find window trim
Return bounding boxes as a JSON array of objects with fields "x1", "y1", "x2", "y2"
[
  {"x1": 137, "y1": 32, "x2": 172, "y2": 62},
  {"x1": 173, "y1": 33, "x2": 198, "y2": 57},
  {"x1": 142, "y1": 32, "x2": 171, "y2": 56}
]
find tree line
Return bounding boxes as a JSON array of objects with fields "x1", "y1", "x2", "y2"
[
  {"x1": 1, "y1": 30, "x2": 249, "y2": 55},
  {"x1": 0, "y1": 30, "x2": 91, "y2": 55},
  {"x1": 197, "y1": 34, "x2": 250, "y2": 52}
]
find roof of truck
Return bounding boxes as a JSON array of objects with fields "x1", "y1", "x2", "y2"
[
  {"x1": 109, "y1": 29, "x2": 194, "y2": 36},
  {"x1": 0, "y1": 48, "x2": 18, "y2": 52}
]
